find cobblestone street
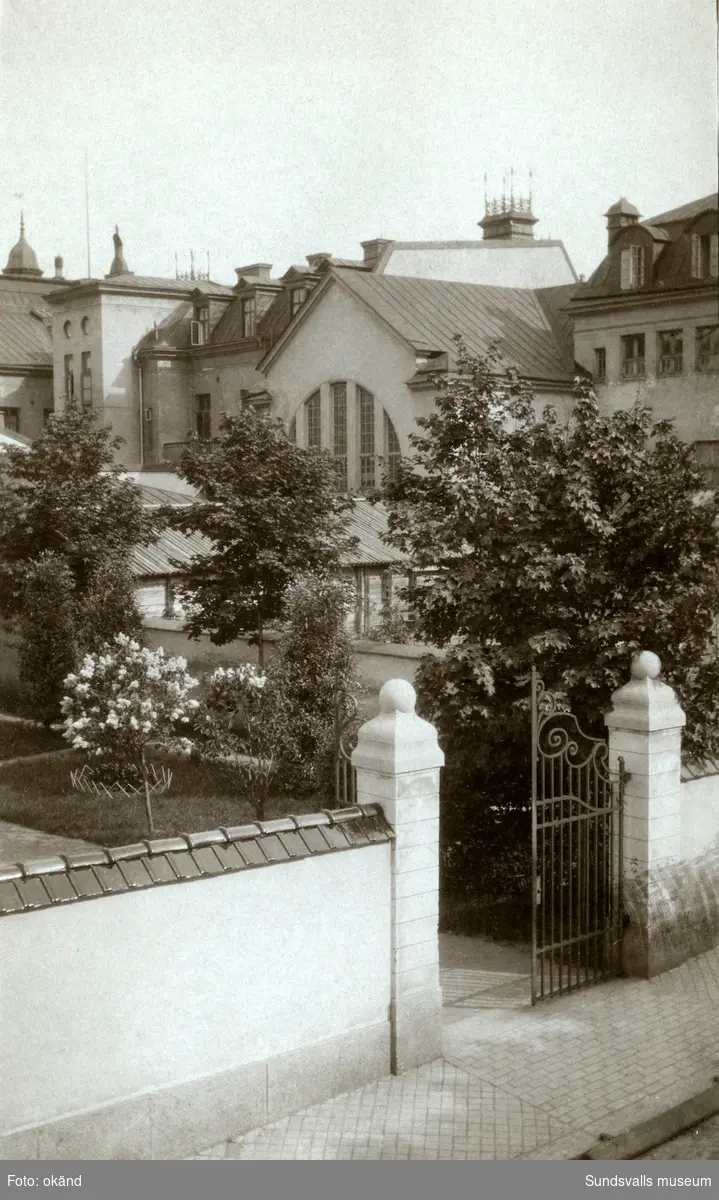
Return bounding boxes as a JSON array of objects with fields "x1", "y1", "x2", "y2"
[{"x1": 191, "y1": 945, "x2": 719, "y2": 1161}]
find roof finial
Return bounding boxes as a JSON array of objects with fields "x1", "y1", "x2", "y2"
[
  {"x1": 529, "y1": 168, "x2": 533, "y2": 208},
  {"x1": 510, "y1": 166, "x2": 515, "y2": 209},
  {"x1": 20, "y1": 210, "x2": 25, "y2": 238},
  {"x1": 502, "y1": 174, "x2": 507, "y2": 210},
  {"x1": 483, "y1": 172, "x2": 488, "y2": 214}
]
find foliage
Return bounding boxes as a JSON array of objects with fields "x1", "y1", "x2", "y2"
[
  {"x1": 363, "y1": 600, "x2": 414, "y2": 644},
  {"x1": 0, "y1": 399, "x2": 152, "y2": 718},
  {"x1": 18, "y1": 554, "x2": 78, "y2": 726},
  {"x1": 272, "y1": 575, "x2": 362, "y2": 795},
  {"x1": 61, "y1": 634, "x2": 199, "y2": 829},
  {"x1": 164, "y1": 409, "x2": 357, "y2": 665},
  {"x1": 0, "y1": 397, "x2": 155, "y2": 617},
  {"x1": 381, "y1": 339, "x2": 719, "y2": 894},
  {"x1": 195, "y1": 664, "x2": 287, "y2": 820}
]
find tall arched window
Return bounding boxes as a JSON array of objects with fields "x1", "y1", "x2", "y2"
[{"x1": 292, "y1": 383, "x2": 402, "y2": 492}]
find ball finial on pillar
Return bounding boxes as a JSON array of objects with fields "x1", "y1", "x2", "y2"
[
  {"x1": 379, "y1": 679, "x2": 416, "y2": 714},
  {"x1": 631, "y1": 651, "x2": 661, "y2": 681}
]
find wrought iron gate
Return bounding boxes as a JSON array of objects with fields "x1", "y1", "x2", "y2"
[
  {"x1": 531, "y1": 668, "x2": 625, "y2": 1004},
  {"x1": 334, "y1": 691, "x2": 358, "y2": 807}
]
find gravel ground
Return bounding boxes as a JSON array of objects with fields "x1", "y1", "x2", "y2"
[{"x1": 639, "y1": 1113, "x2": 719, "y2": 1160}]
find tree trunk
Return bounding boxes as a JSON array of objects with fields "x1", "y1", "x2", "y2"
[
  {"x1": 257, "y1": 607, "x2": 264, "y2": 670},
  {"x1": 141, "y1": 749, "x2": 156, "y2": 837}
]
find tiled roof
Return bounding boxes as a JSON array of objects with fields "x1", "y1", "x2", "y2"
[
  {"x1": 0, "y1": 289, "x2": 53, "y2": 368},
  {"x1": 333, "y1": 269, "x2": 578, "y2": 382},
  {"x1": 0, "y1": 805, "x2": 393, "y2": 917},
  {"x1": 645, "y1": 193, "x2": 718, "y2": 226}
]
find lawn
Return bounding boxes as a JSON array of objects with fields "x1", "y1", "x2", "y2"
[
  {"x1": 0, "y1": 749, "x2": 331, "y2": 847},
  {"x1": 0, "y1": 721, "x2": 67, "y2": 761}
]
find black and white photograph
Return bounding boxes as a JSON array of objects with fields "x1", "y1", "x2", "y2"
[{"x1": 0, "y1": 0, "x2": 717, "y2": 1184}]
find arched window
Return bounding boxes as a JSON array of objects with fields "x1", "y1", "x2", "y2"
[{"x1": 292, "y1": 383, "x2": 402, "y2": 492}]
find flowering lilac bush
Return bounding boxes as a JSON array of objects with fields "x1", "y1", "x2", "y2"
[
  {"x1": 197, "y1": 663, "x2": 287, "y2": 819},
  {"x1": 61, "y1": 634, "x2": 199, "y2": 793}
]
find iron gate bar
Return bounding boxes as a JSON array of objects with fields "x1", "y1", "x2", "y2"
[{"x1": 531, "y1": 667, "x2": 625, "y2": 1004}]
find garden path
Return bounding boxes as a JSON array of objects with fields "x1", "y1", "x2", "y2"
[{"x1": 0, "y1": 821, "x2": 96, "y2": 866}]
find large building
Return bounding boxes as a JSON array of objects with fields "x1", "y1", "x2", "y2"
[
  {"x1": 569, "y1": 192, "x2": 719, "y2": 476},
  {"x1": 46, "y1": 193, "x2": 577, "y2": 471}
]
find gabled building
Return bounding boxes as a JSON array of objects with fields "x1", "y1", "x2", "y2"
[{"x1": 569, "y1": 193, "x2": 719, "y2": 475}]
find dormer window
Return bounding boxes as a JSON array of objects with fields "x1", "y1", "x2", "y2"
[
  {"x1": 290, "y1": 287, "x2": 307, "y2": 320},
  {"x1": 691, "y1": 233, "x2": 719, "y2": 280},
  {"x1": 241, "y1": 297, "x2": 256, "y2": 338},
  {"x1": 620, "y1": 245, "x2": 645, "y2": 290},
  {"x1": 190, "y1": 304, "x2": 209, "y2": 346}
]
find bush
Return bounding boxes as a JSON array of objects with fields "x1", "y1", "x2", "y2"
[{"x1": 18, "y1": 554, "x2": 78, "y2": 725}]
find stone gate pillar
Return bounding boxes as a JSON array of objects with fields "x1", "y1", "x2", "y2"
[
  {"x1": 605, "y1": 651, "x2": 685, "y2": 978},
  {"x1": 352, "y1": 679, "x2": 444, "y2": 1074}
]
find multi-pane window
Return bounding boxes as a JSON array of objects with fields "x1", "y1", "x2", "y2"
[
  {"x1": 290, "y1": 288, "x2": 307, "y2": 320},
  {"x1": 593, "y1": 347, "x2": 606, "y2": 383},
  {"x1": 63, "y1": 353, "x2": 74, "y2": 398},
  {"x1": 0, "y1": 408, "x2": 19, "y2": 433},
  {"x1": 696, "y1": 326, "x2": 719, "y2": 373},
  {"x1": 620, "y1": 333, "x2": 645, "y2": 378},
  {"x1": 384, "y1": 411, "x2": 401, "y2": 480},
  {"x1": 694, "y1": 442, "x2": 719, "y2": 487},
  {"x1": 358, "y1": 386, "x2": 375, "y2": 490},
  {"x1": 80, "y1": 351, "x2": 92, "y2": 406},
  {"x1": 691, "y1": 233, "x2": 719, "y2": 280},
  {"x1": 306, "y1": 391, "x2": 321, "y2": 450},
  {"x1": 194, "y1": 393, "x2": 211, "y2": 440},
  {"x1": 288, "y1": 414, "x2": 296, "y2": 443},
  {"x1": 241, "y1": 297, "x2": 256, "y2": 338},
  {"x1": 620, "y1": 244, "x2": 645, "y2": 290},
  {"x1": 657, "y1": 330, "x2": 683, "y2": 376},
  {"x1": 332, "y1": 382, "x2": 347, "y2": 490}
]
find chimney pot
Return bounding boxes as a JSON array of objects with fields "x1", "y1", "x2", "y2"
[{"x1": 54, "y1": 255, "x2": 64, "y2": 279}]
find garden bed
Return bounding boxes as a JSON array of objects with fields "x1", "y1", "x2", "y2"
[
  {"x1": 0, "y1": 750, "x2": 328, "y2": 847},
  {"x1": 0, "y1": 721, "x2": 67, "y2": 762}
]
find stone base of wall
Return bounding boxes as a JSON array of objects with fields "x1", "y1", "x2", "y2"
[
  {"x1": 0, "y1": 1022, "x2": 390, "y2": 1161},
  {"x1": 623, "y1": 848, "x2": 719, "y2": 978}
]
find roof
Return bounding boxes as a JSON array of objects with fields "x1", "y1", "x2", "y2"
[
  {"x1": 131, "y1": 525, "x2": 212, "y2": 578},
  {"x1": 605, "y1": 198, "x2": 640, "y2": 217},
  {"x1": 46, "y1": 274, "x2": 235, "y2": 304},
  {"x1": 136, "y1": 484, "x2": 195, "y2": 507},
  {"x1": 0, "y1": 805, "x2": 393, "y2": 917},
  {"x1": 329, "y1": 269, "x2": 578, "y2": 382},
  {"x1": 681, "y1": 758, "x2": 719, "y2": 782},
  {"x1": 343, "y1": 499, "x2": 407, "y2": 566},
  {"x1": 376, "y1": 240, "x2": 577, "y2": 288},
  {"x1": 0, "y1": 429, "x2": 32, "y2": 449},
  {"x1": 645, "y1": 193, "x2": 718, "y2": 226},
  {"x1": 0, "y1": 288, "x2": 53, "y2": 368}
]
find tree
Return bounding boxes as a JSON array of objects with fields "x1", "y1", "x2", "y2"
[
  {"x1": 271, "y1": 574, "x2": 361, "y2": 793},
  {"x1": 0, "y1": 398, "x2": 155, "y2": 616},
  {"x1": 165, "y1": 410, "x2": 357, "y2": 666},
  {"x1": 381, "y1": 340, "x2": 719, "y2": 895},
  {"x1": 18, "y1": 554, "x2": 78, "y2": 726},
  {"x1": 0, "y1": 399, "x2": 153, "y2": 715}
]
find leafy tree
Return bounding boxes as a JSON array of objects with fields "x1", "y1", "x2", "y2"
[
  {"x1": 381, "y1": 340, "x2": 719, "y2": 896},
  {"x1": 166, "y1": 410, "x2": 356, "y2": 666},
  {"x1": 0, "y1": 399, "x2": 152, "y2": 718},
  {"x1": 18, "y1": 554, "x2": 78, "y2": 726},
  {"x1": 272, "y1": 574, "x2": 361, "y2": 794},
  {"x1": 0, "y1": 397, "x2": 155, "y2": 616}
]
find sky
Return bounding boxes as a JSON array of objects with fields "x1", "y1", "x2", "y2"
[{"x1": 0, "y1": 0, "x2": 716, "y2": 285}]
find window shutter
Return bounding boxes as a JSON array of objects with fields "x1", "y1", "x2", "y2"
[
  {"x1": 636, "y1": 246, "x2": 645, "y2": 286},
  {"x1": 710, "y1": 234, "x2": 719, "y2": 278},
  {"x1": 691, "y1": 234, "x2": 701, "y2": 279},
  {"x1": 620, "y1": 248, "x2": 630, "y2": 290}
]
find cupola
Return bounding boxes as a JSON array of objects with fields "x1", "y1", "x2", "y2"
[{"x1": 3, "y1": 215, "x2": 43, "y2": 278}]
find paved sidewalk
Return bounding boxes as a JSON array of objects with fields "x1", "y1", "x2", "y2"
[
  {"x1": 0, "y1": 820, "x2": 96, "y2": 867},
  {"x1": 190, "y1": 945, "x2": 719, "y2": 1160}
]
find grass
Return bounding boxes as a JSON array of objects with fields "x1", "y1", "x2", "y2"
[
  {"x1": 0, "y1": 750, "x2": 330, "y2": 848},
  {"x1": 0, "y1": 722, "x2": 67, "y2": 761}
]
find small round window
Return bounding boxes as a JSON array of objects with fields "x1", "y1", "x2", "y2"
[
  {"x1": 63, "y1": 320, "x2": 71, "y2": 338},
  {"x1": 81, "y1": 316, "x2": 89, "y2": 335}
]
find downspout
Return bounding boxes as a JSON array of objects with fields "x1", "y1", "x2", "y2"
[{"x1": 133, "y1": 348, "x2": 144, "y2": 466}]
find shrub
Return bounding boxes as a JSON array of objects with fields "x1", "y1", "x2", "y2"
[{"x1": 18, "y1": 554, "x2": 78, "y2": 725}]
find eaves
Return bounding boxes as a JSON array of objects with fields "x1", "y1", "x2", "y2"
[
  {"x1": 568, "y1": 284, "x2": 717, "y2": 318},
  {"x1": 0, "y1": 363, "x2": 52, "y2": 377}
]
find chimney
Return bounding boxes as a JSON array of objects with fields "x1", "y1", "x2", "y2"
[
  {"x1": 306, "y1": 253, "x2": 333, "y2": 271},
  {"x1": 360, "y1": 239, "x2": 391, "y2": 269},
  {"x1": 234, "y1": 263, "x2": 273, "y2": 284},
  {"x1": 54, "y1": 255, "x2": 64, "y2": 280},
  {"x1": 604, "y1": 198, "x2": 641, "y2": 249}
]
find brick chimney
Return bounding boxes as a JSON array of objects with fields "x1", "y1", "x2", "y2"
[
  {"x1": 360, "y1": 239, "x2": 391, "y2": 269},
  {"x1": 234, "y1": 263, "x2": 273, "y2": 283}
]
